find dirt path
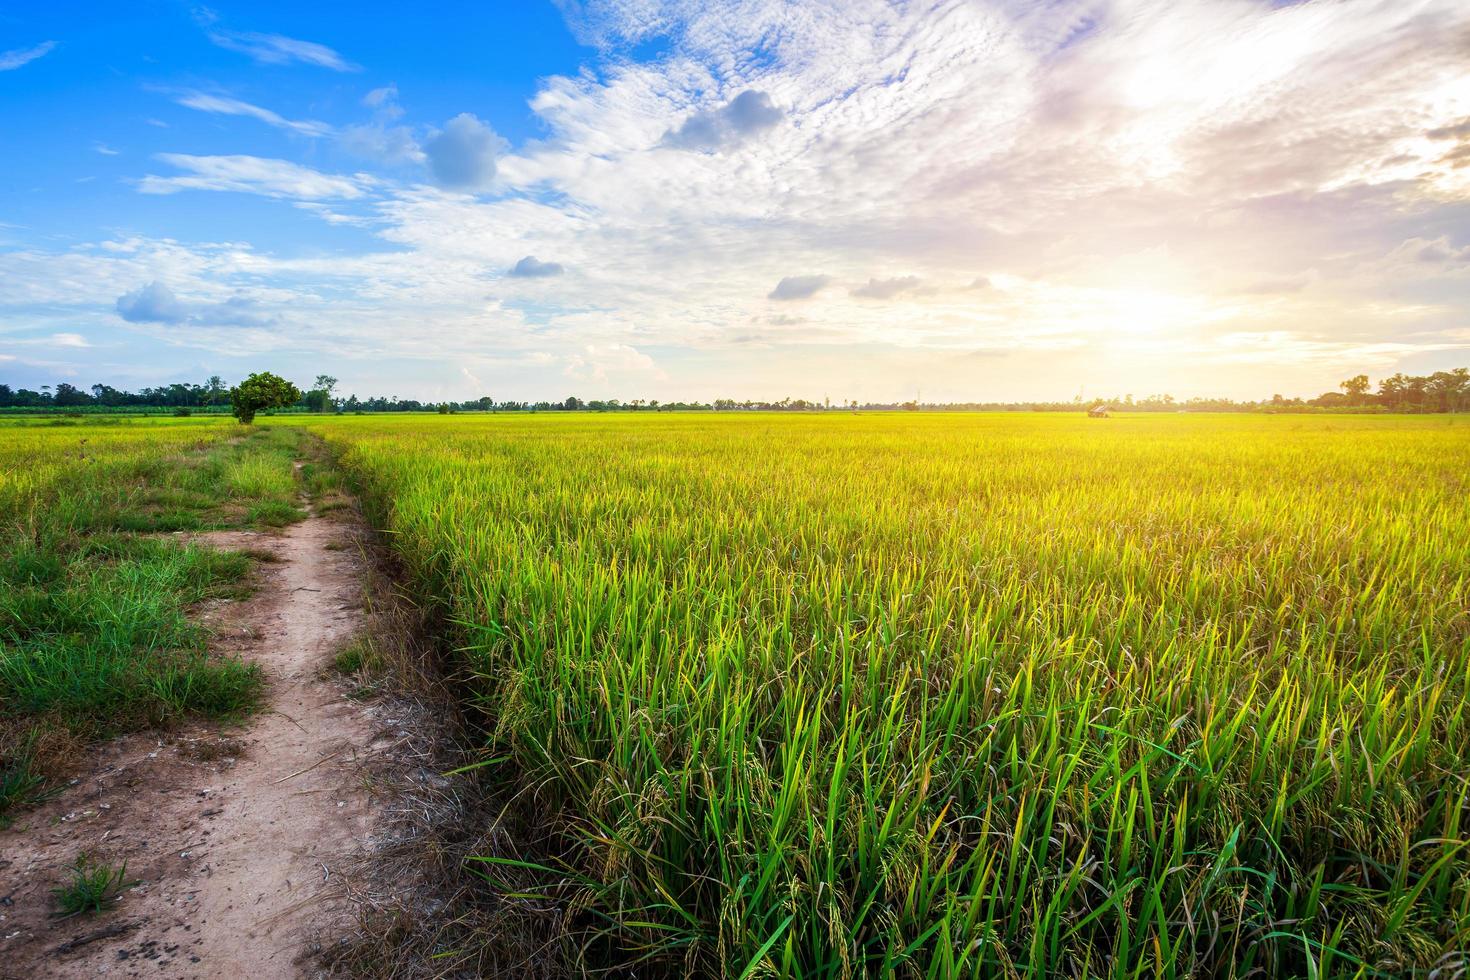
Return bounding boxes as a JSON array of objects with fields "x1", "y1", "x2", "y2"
[{"x1": 0, "y1": 513, "x2": 384, "y2": 978}]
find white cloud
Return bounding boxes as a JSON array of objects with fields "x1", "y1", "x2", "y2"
[
  {"x1": 138, "y1": 154, "x2": 367, "y2": 199},
  {"x1": 51, "y1": 333, "x2": 91, "y2": 348},
  {"x1": 1392, "y1": 236, "x2": 1470, "y2": 266},
  {"x1": 852, "y1": 276, "x2": 923, "y2": 300},
  {"x1": 664, "y1": 90, "x2": 783, "y2": 150},
  {"x1": 340, "y1": 124, "x2": 424, "y2": 166},
  {"x1": 509, "y1": 256, "x2": 565, "y2": 278},
  {"x1": 563, "y1": 343, "x2": 664, "y2": 382},
  {"x1": 424, "y1": 114, "x2": 507, "y2": 191},
  {"x1": 363, "y1": 85, "x2": 404, "y2": 118},
  {"x1": 208, "y1": 31, "x2": 359, "y2": 71},
  {"x1": 116, "y1": 281, "x2": 186, "y2": 323},
  {"x1": 768, "y1": 275, "x2": 832, "y2": 301},
  {"x1": 0, "y1": 41, "x2": 56, "y2": 71},
  {"x1": 114, "y1": 280, "x2": 278, "y2": 327},
  {"x1": 174, "y1": 92, "x2": 332, "y2": 137},
  {"x1": 339, "y1": 83, "x2": 423, "y2": 166}
]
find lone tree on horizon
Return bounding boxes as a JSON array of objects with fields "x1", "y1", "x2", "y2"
[{"x1": 230, "y1": 372, "x2": 301, "y2": 425}]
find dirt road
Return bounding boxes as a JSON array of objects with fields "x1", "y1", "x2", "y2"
[{"x1": 0, "y1": 514, "x2": 383, "y2": 978}]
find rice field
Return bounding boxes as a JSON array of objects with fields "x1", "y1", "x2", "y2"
[
  {"x1": 0, "y1": 416, "x2": 233, "y2": 518},
  {"x1": 304, "y1": 411, "x2": 1470, "y2": 977}
]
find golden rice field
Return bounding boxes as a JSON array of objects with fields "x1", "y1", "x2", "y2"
[
  {"x1": 5, "y1": 411, "x2": 1469, "y2": 975},
  {"x1": 298, "y1": 411, "x2": 1470, "y2": 977}
]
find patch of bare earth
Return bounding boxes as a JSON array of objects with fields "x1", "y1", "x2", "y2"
[{"x1": 0, "y1": 515, "x2": 391, "y2": 979}]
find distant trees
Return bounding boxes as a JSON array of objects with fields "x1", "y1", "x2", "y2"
[
  {"x1": 52, "y1": 382, "x2": 91, "y2": 407},
  {"x1": 1321, "y1": 369, "x2": 1470, "y2": 413},
  {"x1": 1374, "y1": 369, "x2": 1470, "y2": 412},
  {"x1": 2, "y1": 379, "x2": 240, "y2": 410},
  {"x1": 1339, "y1": 374, "x2": 1372, "y2": 404},
  {"x1": 230, "y1": 372, "x2": 302, "y2": 425},
  {"x1": 304, "y1": 375, "x2": 339, "y2": 413},
  {"x1": 3, "y1": 365, "x2": 1469, "y2": 415}
]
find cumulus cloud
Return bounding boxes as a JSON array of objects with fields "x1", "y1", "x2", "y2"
[
  {"x1": 424, "y1": 114, "x2": 507, "y2": 191},
  {"x1": 664, "y1": 90, "x2": 783, "y2": 151},
  {"x1": 208, "y1": 30, "x2": 359, "y2": 71},
  {"x1": 1391, "y1": 236, "x2": 1470, "y2": 265},
  {"x1": 115, "y1": 282, "x2": 277, "y2": 327},
  {"x1": 1427, "y1": 119, "x2": 1470, "y2": 141},
  {"x1": 768, "y1": 275, "x2": 832, "y2": 301},
  {"x1": 852, "y1": 276, "x2": 923, "y2": 299},
  {"x1": 509, "y1": 256, "x2": 565, "y2": 278},
  {"x1": 116, "y1": 281, "x2": 186, "y2": 323},
  {"x1": 174, "y1": 91, "x2": 332, "y2": 137},
  {"x1": 139, "y1": 154, "x2": 366, "y2": 199},
  {"x1": 0, "y1": 41, "x2": 56, "y2": 71}
]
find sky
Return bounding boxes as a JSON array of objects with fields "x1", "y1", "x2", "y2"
[{"x1": 1, "y1": 0, "x2": 1468, "y2": 404}]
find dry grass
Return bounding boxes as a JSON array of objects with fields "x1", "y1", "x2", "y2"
[{"x1": 314, "y1": 517, "x2": 583, "y2": 978}]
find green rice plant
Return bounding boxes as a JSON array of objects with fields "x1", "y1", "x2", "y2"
[
  {"x1": 52, "y1": 853, "x2": 135, "y2": 917},
  {"x1": 305, "y1": 410, "x2": 1470, "y2": 978}
]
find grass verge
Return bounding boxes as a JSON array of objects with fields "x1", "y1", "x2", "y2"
[{"x1": 0, "y1": 423, "x2": 306, "y2": 824}]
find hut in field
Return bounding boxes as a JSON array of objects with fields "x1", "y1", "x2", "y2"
[{"x1": 1088, "y1": 404, "x2": 1111, "y2": 418}]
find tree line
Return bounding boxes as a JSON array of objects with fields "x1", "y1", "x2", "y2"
[{"x1": 2, "y1": 367, "x2": 1467, "y2": 415}]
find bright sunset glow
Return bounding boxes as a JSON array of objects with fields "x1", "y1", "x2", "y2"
[{"x1": 2, "y1": 0, "x2": 1468, "y2": 402}]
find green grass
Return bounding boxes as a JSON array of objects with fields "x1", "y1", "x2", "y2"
[
  {"x1": 331, "y1": 636, "x2": 384, "y2": 676},
  {"x1": 225, "y1": 450, "x2": 298, "y2": 499},
  {"x1": 0, "y1": 420, "x2": 305, "y2": 822},
  {"x1": 0, "y1": 730, "x2": 51, "y2": 828},
  {"x1": 52, "y1": 853, "x2": 135, "y2": 917},
  {"x1": 310, "y1": 411, "x2": 1470, "y2": 978},
  {"x1": 0, "y1": 536, "x2": 261, "y2": 727}
]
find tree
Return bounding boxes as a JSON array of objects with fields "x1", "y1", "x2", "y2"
[
  {"x1": 230, "y1": 372, "x2": 301, "y2": 424},
  {"x1": 52, "y1": 382, "x2": 92, "y2": 407},
  {"x1": 304, "y1": 374, "x2": 339, "y2": 413},
  {"x1": 205, "y1": 375, "x2": 228, "y2": 405},
  {"x1": 1426, "y1": 368, "x2": 1470, "y2": 413},
  {"x1": 1339, "y1": 374, "x2": 1371, "y2": 404}
]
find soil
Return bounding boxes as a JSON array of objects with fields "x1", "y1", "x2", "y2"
[{"x1": 0, "y1": 512, "x2": 387, "y2": 978}]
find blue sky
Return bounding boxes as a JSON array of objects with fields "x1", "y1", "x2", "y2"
[{"x1": 2, "y1": 1, "x2": 1468, "y2": 402}]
